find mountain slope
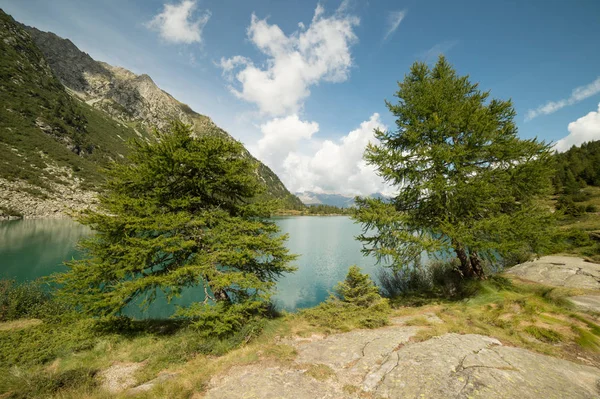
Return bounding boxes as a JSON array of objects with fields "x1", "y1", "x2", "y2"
[
  {"x1": 21, "y1": 22, "x2": 302, "y2": 208},
  {"x1": 0, "y1": 10, "x2": 156, "y2": 217},
  {"x1": 0, "y1": 9, "x2": 302, "y2": 217}
]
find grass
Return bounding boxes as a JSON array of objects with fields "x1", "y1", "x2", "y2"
[
  {"x1": 396, "y1": 276, "x2": 600, "y2": 364},
  {"x1": 3, "y1": 275, "x2": 600, "y2": 398},
  {"x1": 546, "y1": 186, "x2": 600, "y2": 262}
]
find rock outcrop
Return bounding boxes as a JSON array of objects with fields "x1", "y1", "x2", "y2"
[
  {"x1": 507, "y1": 255, "x2": 600, "y2": 290},
  {"x1": 205, "y1": 318, "x2": 600, "y2": 399}
]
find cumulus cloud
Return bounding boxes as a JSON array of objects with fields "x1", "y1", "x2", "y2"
[
  {"x1": 147, "y1": 0, "x2": 211, "y2": 44},
  {"x1": 526, "y1": 77, "x2": 600, "y2": 121},
  {"x1": 253, "y1": 115, "x2": 319, "y2": 168},
  {"x1": 219, "y1": 4, "x2": 360, "y2": 116},
  {"x1": 554, "y1": 103, "x2": 600, "y2": 152},
  {"x1": 384, "y1": 10, "x2": 406, "y2": 40},
  {"x1": 253, "y1": 113, "x2": 393, "y2": 196}
]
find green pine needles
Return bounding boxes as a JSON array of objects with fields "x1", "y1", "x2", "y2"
[
  {"x1": 57, "y1": 122, "x2": 296, "y2": 326},
  {"x1": 353, "y1": 56, "x2": 556, "y2": 279}
]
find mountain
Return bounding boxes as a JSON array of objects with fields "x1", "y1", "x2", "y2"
[
  {"x1": 295, "y1": 191, "x2": 390, "y2": 208},
  {"x1": 0, "y1": 9, "x2": 302, "y2": 217}
]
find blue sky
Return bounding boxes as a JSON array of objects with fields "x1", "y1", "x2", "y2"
[{"x1": 2, "y1": 0, "x2": 600, "y2": 195}]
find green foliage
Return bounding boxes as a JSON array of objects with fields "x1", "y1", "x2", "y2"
[
  {"x1": 553, "y1": 140, "x2": 600, "y2": 193},
  {"x1": 174, "y1": 301, "x2": 266, "y2": 339},
  {"x1": 334, "y1": 265, "x2": 381, "y2": 307},
  {"x1": 57, "y1": 122, "x2": 296, "y2": 334},
  {"x1": 0, "y1": 11, "x2": 152, "y2": 190},
  {"x1": 556, "y1": 195, "x2": 585, "y2": 216},
  {"x1": 0, "y1": 280, "x2": 70, "y2": 321},
  {"x1": 353, "y1": 56, "x2": 555, "y2": 279},
  {"x1": 0, "y1": 367, "x2": 98, "y2": 399},
  {"x1": 0, "y1": 319, "x2": 97, "y2": 367},
  {"x1": 305, "y1": 204, "x2": 350, "y2": 215},
  {"x1": 301, "y1": 266, "x2": 391, "y2": 331},
  {"x1": 378, "y1": 259, "x2": 476, "y2": 301}
]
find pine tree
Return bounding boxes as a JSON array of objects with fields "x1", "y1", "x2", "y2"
[
  {"x1": 353, "y1": 56, "x2": 555, "y2": 279},
  {"x1": 57, "y1": 122, "x2": 296, "y2": 323},
  {"x1": 334, "y1": 265, "x2": 381, "y2": 307}
]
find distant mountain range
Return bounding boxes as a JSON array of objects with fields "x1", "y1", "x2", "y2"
[
  {"x1": 296, "y1": 191, "x2": 390, "y2": 208},
  {"x1": 0, "y1": 9, "x2": 302, "y2": 217}
]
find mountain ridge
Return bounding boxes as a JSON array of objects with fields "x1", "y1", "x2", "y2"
[
  {"x1": 21, "y1": 22, "x2": 301, "y2": 207},
  {"x1": 0, "y1": 9, "x2": 302, "y2": 218}
]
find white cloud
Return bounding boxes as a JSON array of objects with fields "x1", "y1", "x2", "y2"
[
  {"x1": 526, "y1": 77, "x2": 600, "y2": 121},
  {"x1": 253, "y1": 115, "x2": 319, "y2": 167},
  {"x1": 147, "y1": 0, "x2": 211, "y2": 44},
  {"x1": 253, "y1": 113, "x2": 393, "y2": 196},
  {"x1": 554, "y1": 103, "x2": 600, "y2": 152},
  {"x1": 220, "y1": 4, "x2": 360, "y2": 116},
  {"x1": 384, "y1": 10, "x2": 406, "y2": 40}
]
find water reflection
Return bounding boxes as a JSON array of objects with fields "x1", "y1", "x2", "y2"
[
  {"x1": 0, "y1": 219, "x2": 90, "y2": 281},
  {"x1": 0, "y1": 216, "x2": 380, "y2": 316}
]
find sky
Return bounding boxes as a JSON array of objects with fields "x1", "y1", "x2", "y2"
[{"x1": 2, "y1": 0, "x2": 600, "y2": 196}]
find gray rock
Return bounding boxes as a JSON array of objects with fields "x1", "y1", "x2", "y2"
[
  {"x1": 506, "y1": 255, "x2": 600, "y2": 290},
  {"x1": 569, "y1": 295, "x2": 600, "y2": 313},
  {"x1": 371, "y1": 333, "x2": 600, "y2": 399},
  {"x1": 205, "y1": 330, "x2": 600, "y2": 399}
]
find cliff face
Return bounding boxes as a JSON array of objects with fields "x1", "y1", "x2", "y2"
[{"x1": 0, "y1": 9, "x2": 302, "y2": 218}]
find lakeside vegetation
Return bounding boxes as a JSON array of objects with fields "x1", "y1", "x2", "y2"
[{"x1": 1, "y1": 54, "x2": 600, "y2": 399}]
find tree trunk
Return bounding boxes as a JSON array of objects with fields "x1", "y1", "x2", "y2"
[
  {"x1": 204, "y1": 274, "x2": 231, "y2": 303},
  {"x1": 469, "y1": 251, "x2": 486, "y2": 280},
  {"x1": 453, "y1": 241, "x2": 474, "y2": 278}
]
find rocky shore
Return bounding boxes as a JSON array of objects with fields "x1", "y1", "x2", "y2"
[{"x1": 0, "y1": 177, "x2": 96, "y2": 220}]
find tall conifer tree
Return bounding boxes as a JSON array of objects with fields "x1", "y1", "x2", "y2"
[
  {"x1": 353, "y1": 57, "x2": 554, "y2": 279},
  {"x1": 58, "y1": 122, "x2": 295, "y2": 320}
]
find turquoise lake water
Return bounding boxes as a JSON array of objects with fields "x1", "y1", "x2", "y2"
[{"x1": 0, "y1": 216, "x2": 381, "y2": 317}]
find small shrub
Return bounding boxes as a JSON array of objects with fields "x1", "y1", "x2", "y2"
[
  {"x1": 175, "y1": 301, "x2": 266, "y2": 339},
  {"x1": 377, "y1": 259, "x2": 471, "y2": 300},
  {"x1": 301, "y1": 266, "x2": 391, "y2": 331},
  {"x1": 586, "y1": 204, "x2": 598, "y2": 213},
  {"x1": 0, "y1": 280, "x2": 50, "y2": 321},
  {"x1": 500, "y1": 249, "x2": 534, "y2": 269},
  {"x1": 564, "y1": 229, "x2": 593, "y2": 248},
  {"x1": 335, "y1": 265, "x2": 381, "y2": 307}
]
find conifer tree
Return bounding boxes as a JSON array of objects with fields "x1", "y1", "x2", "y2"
[
  {"x1": 58, "y1": 122, "x2": 296, "y2": 320},
  {"x1": 353, "y1": 56, "x2": 555, "y2": 279}
]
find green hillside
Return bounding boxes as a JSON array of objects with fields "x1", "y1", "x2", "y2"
[
  {"x1": 0, "y1": 9, "x2": 302, "y2": 210},
  {"x1": 0, "y1": 10, "x2": 151, "y2": 192}
]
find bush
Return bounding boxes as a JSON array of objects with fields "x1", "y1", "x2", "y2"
[
  {"x1": 377, "y1": 259, "x2": 472, "y2": 300},
  {"x1": 499, "y1": 249, "x2": 535, "y2": 269},
  {"x1": 586, "y1": 204, "x2": 598, "y2": 213},
  {"x1": 556, "y1": 196, "x2": 586, "y2": 216},
  {"x1": 0, "y1": 280, "x2": 50, "y2": 321},
  {"x1": 301, "y1": 266, "x2": 391, "y2": 331},
  {"x1": 564, "y1": 229, "x2": 593, "y2": 248},
  {"x1": 334, "y1": 265, "x2": 381, "y2": 307},
  {"x1": 0, "y1": 279, "x2": 72, "y2": 322}
]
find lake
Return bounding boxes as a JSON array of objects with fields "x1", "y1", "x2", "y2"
[{"x1": 0, "y1": 216, "x2": 382, "y2": 318}]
